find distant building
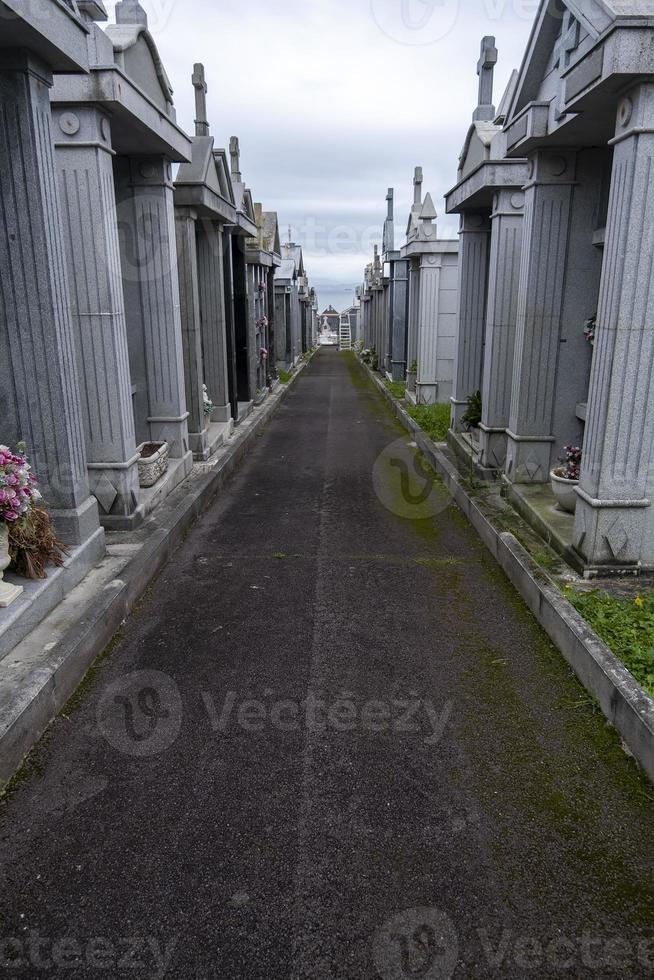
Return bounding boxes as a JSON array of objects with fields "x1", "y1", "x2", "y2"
[{"x1": 320, "y1": 306, "x2": 340, "y2": 335}]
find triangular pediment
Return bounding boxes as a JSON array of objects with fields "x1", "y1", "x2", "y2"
[
  {"x1": 106, "y1": 22, "x2": 174, "y2": 114},
  {"x1": 176, "y1": 136, "x2": 212, "y2": 185},
  {"x1": 263, "y1": 212, "x2": 281, "y2": 256},
  {"x1": 213, "y1": 149, "x2": 236, "y2": 206},
  {"x1": 506, "y1": 0, "x2": 613, "y2": 122},
  {"x1": 458, "y1": 120, "x2": 499, "y2": 179},
  {"x1": 242, "y1": 188, "x2": 256, "y2": 223}
]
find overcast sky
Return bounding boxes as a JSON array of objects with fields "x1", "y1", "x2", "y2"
[{"x1": 107, "y1": 0, "x2": 536, "y2": 309}]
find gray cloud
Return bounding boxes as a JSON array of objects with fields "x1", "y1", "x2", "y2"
[{"x1": 109, "y1": 0, "x2": 535, "y2": 303}]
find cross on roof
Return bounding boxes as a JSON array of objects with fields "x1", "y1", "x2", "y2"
[
  {"x1": 192, "y1": 64, "x2": 210, "y2": 137},
  {"x1": 386, "y1": 188, "x2": 394, "y2": 220},
  {"x1": 115, "y1": 0, "x2": 147, "y2": 27},
  {"x1": 413, "y1": 166, "x2": 423, "y2": 207},
  {"x1": 473, "y1": 36, "x2": 498, "y2": 122},
  {"x1": 229, "y1": 137, "x2": 242, "y2": 181}
]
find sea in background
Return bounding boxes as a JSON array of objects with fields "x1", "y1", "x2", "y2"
[{"x1": 313, "y1": 285, "x2": 360, "y2": 316}]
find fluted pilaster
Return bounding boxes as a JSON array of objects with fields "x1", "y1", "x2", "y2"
[
  {"x1": 506, "y1": 150, "x2": 576, "y2": 484},
  {"x1": 451, "y1": 213, "x2": 491, "y2": 429},
  {"x1": 54, "y1": 104, "x2": 142, "y2": 528},
  {"x1": 389, "y1": 258, "x2": 409, "y2": 381},
  {"x1": 197, "y1": 222, "x2": 231, "y2": 420},
  {"x1": 115, "y1": 156, "x2": 190, "y2": 459},
  {"x1": 479, "y1": 189, "x2": 525, "y2": 470},
  {"x1": 0, "y1": 53, "x2": 99, "y2": 545},
  {"x1": 574, "y1": 84, "x2": 654, "y2": 568},
  {"x1": 175, "y1": 206, "x2": 207, "y2": 459},
  {"x1": 416, "y1": 256, "x2": 442, "y2": 405}
]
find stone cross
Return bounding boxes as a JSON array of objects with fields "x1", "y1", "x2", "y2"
[
  {"x1": 192, "y1": 64, "x2": 210, "y2": 137},
  {"x1": 229, "y1": 136, "x2": 242, "y2": 181},
  {"x1": 383, "y1": 188, "x2": 395, "y2": 255},
  {"x1": 115, "y1": 0, "x2": 148, "y2": 27},
  {"x1": 413, "y1": 166, "x2": 423, "y2": 207},
  {"x1": 473, "y1": 36, "x2": 498, "y2": 122}
]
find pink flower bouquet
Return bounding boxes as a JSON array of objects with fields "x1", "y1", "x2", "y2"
[{"x1": 0, "y1": 444, "x2": 40, "y2": 524}]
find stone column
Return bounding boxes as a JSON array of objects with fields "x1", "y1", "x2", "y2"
[
  {"x1": 53, "y1": 104, "x2": 143, "y2": 529},
  {"x1": 115, "y1": 156, "x2": 190, "y2": 460},
  {"x1": 231, "y1": 235, "x2": 252, "y2": 402},
  {"x1": 0, "y1": 53, "x2": 100, "y2": 546},
  {"x1": 406, "y1": 259, "x2": 420, "y2": 384},
  {"x1": 175, "y1": 206, "x2": 207, "y2": 459},
  {"x1": 451, "y1": 212, "x2": 491, "y2": 430},
  {"x1": 416, "y1": 255, "x2": 442, "y2": 405},
  {"x1": 506, "y1": 150, "x2": 576, "y2": 484},
  {"x1": 267, "y1": 271, "x2": 277, "y2": 378},
  {"x1": 222, "y1": 230, "x2": 239, "y2": 420},
  {"x1": 574, "y1": 86, "x2": 654, "y2": 569},
  {"x1": 479, "y1": 189, "x2": 525, "y2": 471},
  {"x1": 389, "y1": 258, "x2": 409, "y2": 381},
  {"x1": 197, "y1": 222, "x2": 231, "y2": 421}
]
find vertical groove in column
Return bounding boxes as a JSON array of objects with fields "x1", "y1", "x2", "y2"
[{"x1": 0, "y1": 66, "x2": 90, "y2": 510}]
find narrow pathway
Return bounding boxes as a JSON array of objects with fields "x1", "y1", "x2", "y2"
[{"x1": 1, "y1": 350, "x2": 653, "y2": 979}]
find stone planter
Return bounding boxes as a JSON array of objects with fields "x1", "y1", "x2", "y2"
[
  {"x1": 137, "y1": 442, "x2": 169, "y2": 489},
  {"x1": 0, "y1": 522, "x2": 23, "y2": 608},
  {"x1": 551, "y1": 467, "x2": 578, "y2": 513}
]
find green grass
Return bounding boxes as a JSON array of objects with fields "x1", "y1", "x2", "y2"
[
  {"x1": 564, "y1": 588, "x2": 654, "y2": 698},
  {"x1": 278, "y1": 368, "x2": 295, "y2": 384},
  {"x1": 384, "y1": 380, "x2": 407, "y2": 399},
  {"x1": 405, "y1": 402, "x2": 451, "y2": 443}
]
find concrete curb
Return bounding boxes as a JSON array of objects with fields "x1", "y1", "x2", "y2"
[
  {"x1": 0, "y1": 360, "x2": 313, "y2": 787},
  {"x1": 361, "y1": 359, "x2": 654, "y2": 784}
]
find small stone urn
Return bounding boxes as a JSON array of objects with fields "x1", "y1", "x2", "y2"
[
  {"x1": 0, "y1": 522, "x2": 23, "y2": 608},
  {"x1": 550, "y1": 468, "x2": 579, "y2": 514}
]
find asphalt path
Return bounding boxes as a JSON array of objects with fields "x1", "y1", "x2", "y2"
[{"x1": 1, "y1": 349, "x2": 653, "y2": 979}]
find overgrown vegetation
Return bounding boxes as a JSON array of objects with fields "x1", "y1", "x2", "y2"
[
  {"x1": 405, "y1": 402, "x2": 451, "y2": 443},
  {"x1": 461, "y1": 390, "x2": 482, "y2": 431},
  {"x1": 564, "y1": 588, "x2": 654, "y2": 698},
  {"x1": 384, "y1": 380, "x2": 407, "y2": 399},
  {"x1": 278, "y1": 368, "x2": 295, "y2": 384}
]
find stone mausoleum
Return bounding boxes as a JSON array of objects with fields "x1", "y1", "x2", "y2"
[
  {"x1": 0, "y1": 0, "x2": 317, "y2": 644},
  {"x1": 446, "y1": 1, "x2": 654, "y2": 575},
  {"x1": 360, "y1": 178, "x2": 459, "y2": 406}
]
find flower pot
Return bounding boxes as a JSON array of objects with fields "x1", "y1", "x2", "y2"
[
  {"x1": 551, "y1": 467, "x2": 578, "y2": 514},
  {"x1": 137, "y1": 442, "x2": 169, "y2": 489},
  {"x1": 0, "y1": 522, "x2": 23, "y2": 608}
]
